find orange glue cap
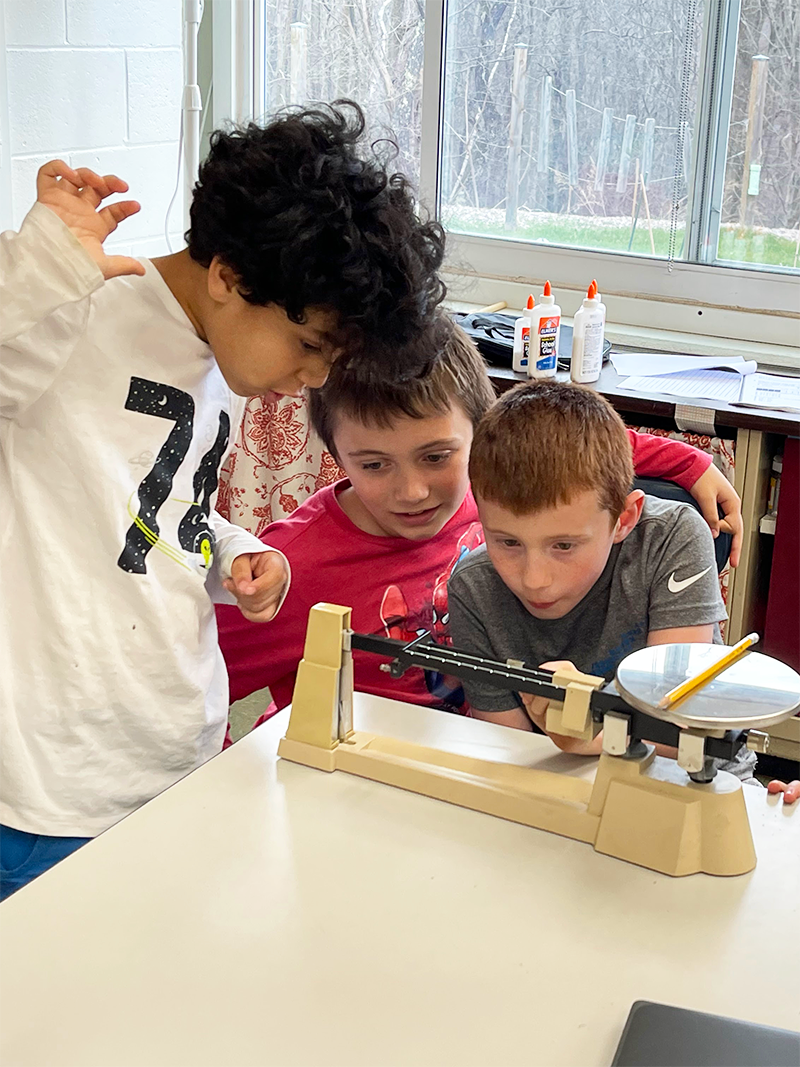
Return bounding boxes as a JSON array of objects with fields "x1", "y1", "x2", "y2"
[
  {"x1": 543, "y1": 280, "x2": 551, "y2": 296},
  {"x1": 526, "y1": 294, "x2": 535, "y2": 309},
  {"x1": 587, "y1": 280, "x2": 598, "y2": 299}
]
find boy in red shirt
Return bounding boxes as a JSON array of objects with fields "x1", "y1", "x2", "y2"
[{"x1": 216, "y1": 318, "x2": 741, "y2": 733}]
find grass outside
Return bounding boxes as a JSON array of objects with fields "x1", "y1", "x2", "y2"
[{"x1": 443, "y1": 207, "x2": 799, "y2": 270}]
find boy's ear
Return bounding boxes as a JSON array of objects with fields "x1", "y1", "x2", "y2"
[
  {"x1": 207, "y1": 256, "x2": 241, "y2": 305},
  {"x1": 612, "y1": 489, "x2": 645, "y2": 544}
]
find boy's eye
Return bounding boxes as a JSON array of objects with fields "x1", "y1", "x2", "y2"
[
  {"x1": 553, "y1": 542, "x2": 575, "y2": 552},
  {"x1": 424, "y1": 452, "x2": 450, "y2": 464},
  {"x1": 302, "y1": 341, "x2": 321, "y2": 353},
  {"x1": 500, "y1": 538, "x2": 520, "y2": 548},
  {"x1": 361, "y1": 461, "x2": 384, "y2": 471}
]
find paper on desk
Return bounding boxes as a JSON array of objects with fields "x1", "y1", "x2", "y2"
[
  {"x1": 617, "y1": 369, "x2": 746, "y2": 403},
  {"x1": 610, "y1": 352, "x2": 757, "y2": 377},
  {"x1": 734, "y1": 372, "x2": 800, "y2": 413}
]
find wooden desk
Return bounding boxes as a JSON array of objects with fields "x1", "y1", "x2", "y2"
[
  {"x1": 486, "y1": 362, "x2": 800, "y2": 438},
  {"x1": 1, "y1": 696, "x2": 797, "y2": 1067}
]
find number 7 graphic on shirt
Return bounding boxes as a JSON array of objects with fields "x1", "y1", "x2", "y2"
[{"x1": 117, "y1": 377, "x2": 229, "y2": 575}]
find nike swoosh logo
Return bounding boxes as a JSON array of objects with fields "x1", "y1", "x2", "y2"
[{"x1": 668, "y1": 566, "x2": 712, "y2": 593}]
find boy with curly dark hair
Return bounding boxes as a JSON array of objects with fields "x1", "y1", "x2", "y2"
[
  {"x1": 187, "y1": 103, "x2": 445, "y2": 369},
  {"x1": 0, "y1": 101, "x2": 445, "y2": 899}
]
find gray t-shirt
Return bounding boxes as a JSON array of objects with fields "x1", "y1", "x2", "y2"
[
  {"x1": 449, "y1": 496, "x2": 725, "y2": 707},
  {"x1": 448, "y1": 497, "x2": 755, "y2": 779}
]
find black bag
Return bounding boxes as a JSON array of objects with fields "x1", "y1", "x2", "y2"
[{"x1": 452, "y1": 311, "x2": 611, "y2": 372}]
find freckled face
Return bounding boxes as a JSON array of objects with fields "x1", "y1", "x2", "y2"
[{"x1": 479, "y1": 490, "x2": 634, "y2": 619}]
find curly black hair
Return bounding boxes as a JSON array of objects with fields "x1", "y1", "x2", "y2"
[{"x1": 188, "y1": 100, "x2": 446, "y2": 368}]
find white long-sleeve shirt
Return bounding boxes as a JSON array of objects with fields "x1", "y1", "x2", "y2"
[
  {"x1": 0, "y1": 205, "x2": 286, "y2": 836},
  {"x1": 0, "y1": 200, "x2": 105, "y2": 343}
]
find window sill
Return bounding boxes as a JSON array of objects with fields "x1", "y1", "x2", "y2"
[{"x1": 446, "y1": 298, "x2": 800, "y2": 373}]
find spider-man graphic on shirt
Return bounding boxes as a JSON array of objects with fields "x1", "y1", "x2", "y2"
[{"x1": 378, "y1": 523, "x2": 484, "y2": 713}]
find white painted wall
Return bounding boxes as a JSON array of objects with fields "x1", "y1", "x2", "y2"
[{"x1": 2, "y1": 0, "x2": 185, "y2": 255}]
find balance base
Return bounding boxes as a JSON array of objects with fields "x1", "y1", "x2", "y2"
[{"x1": 278, "y1": 730, "x2": 756, "y2": 878}]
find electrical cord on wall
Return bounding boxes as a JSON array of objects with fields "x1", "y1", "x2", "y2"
[
  {"x1": 164, "y1": 57, "x2": 212, "y2": 253},
  {"x1": 164, "y1": 109, "x2": 184, "y2": 253}
]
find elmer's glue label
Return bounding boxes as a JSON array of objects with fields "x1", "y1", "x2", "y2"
[
  {"x1": 512, "y1": 294, "x2": 535, "y2": 373},
  {"x1": 528, "y1": 281, "x2": 560, "y2": 379}
]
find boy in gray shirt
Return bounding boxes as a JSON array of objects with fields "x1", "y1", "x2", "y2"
[{"x1": 448, "y1": 380, "x2": 755, "y2": 779}]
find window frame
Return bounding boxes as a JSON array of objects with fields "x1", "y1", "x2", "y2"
[
  {"x1": 215, "y1": 0, "x2": 800, "y2": 360},
  {"x1": 686, "y1": 0, "x2": 742, "y2": 265},
  {"x1": 211, "y1": 0, "x2": 255, "y2": 130},
  {"x1": 0, "y1": 0, "x2": 12, "y2": 233}
]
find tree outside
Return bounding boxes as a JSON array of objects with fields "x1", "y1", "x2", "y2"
[{"x1": 260, "y1": 0, "x2": 800, "y2": 270}]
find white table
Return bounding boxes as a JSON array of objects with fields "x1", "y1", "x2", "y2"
[{"x1": 1, "y1": 695, "x2": 798, "y2": 1067}]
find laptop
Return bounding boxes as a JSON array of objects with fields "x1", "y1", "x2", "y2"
[{"x1": 611, "y1": 1001, "x2": 800, "y2": 1067}]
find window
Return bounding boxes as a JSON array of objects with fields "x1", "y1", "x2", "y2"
[
  {"x1": 717, "y1": 2, "x2": 800, "y2": 271},
  {"x1": 257, "y1": 0, "x2": 426, "y2": 185},
  {"x1": 216, "y1": 0, "x2": 799, "y2": 356},
  {"x1": 439, "y1": 0, "x2": 799, "y2": 280},
  {"x1": 441, "y1": 0, "x2": 703, "y2": 262}
]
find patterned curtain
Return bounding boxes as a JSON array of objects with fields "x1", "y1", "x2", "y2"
[{"x1": 217, "y1": 393, "x2": 343, "y2": 536}]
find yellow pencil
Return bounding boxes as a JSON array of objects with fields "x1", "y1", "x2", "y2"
[{"x1": 657, "y1": 633, "x2": 760, "y2": 709}]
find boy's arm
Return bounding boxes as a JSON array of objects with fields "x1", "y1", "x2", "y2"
[
  {"x1": 683, "y1": 465, "x2": 742, "y2": 567},
  {"x1": 519, "y1": 662, "x2": 603, "y2": 754},
  {"x1": 1, "y1": 203, "x2": 102, "y2": 344},
  {"x1": 1, "y1": 164, "x2": 146, "y2": 418},
  {"x1": 447, "y1": 579, "x2": 532, "y2": 731},
  {"x1": 1, "y1": 162, "x2": 142, "y2": 344},
  {"x1": 216, "y1": 527, "x2": 307, "y2": 704},
  {"x1": 628, "y1": 429, "x2": 742, "y2": 566},
  {"x1": 628, "y1": 428, "x2": 709, "y2": 489},
  {"x1": 647, "y1": 624, "x2": 716, "y2": 646},
  {"x1": 207, "y1": 510, "x2": 291, "y2": 622}
]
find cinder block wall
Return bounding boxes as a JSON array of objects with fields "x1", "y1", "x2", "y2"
[{"x1": 4, "y1": 0, "x2": 184, "y2": 255}]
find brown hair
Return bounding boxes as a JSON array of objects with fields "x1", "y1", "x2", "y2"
[
  {"x1": 468, "y1": 380, "x2": 633, "y2": 518},
  {"x1": 308, "y1": 315, "x2": 496, "y2": 459}
]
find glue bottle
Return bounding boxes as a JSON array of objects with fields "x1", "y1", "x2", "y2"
[
  {"x1": 591, "y1": 279, "x2": 607, "y2": 332},
  {"x1": 570, "y1": 280, "x2": 606, "y2": 384},
  {"x1": 528, "y1": 281, "x2": 561, "y2": 379},
  {"x1": 512, "y1": 294, "x2": 535, "y2": 373}
]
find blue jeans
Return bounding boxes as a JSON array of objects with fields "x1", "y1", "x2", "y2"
[{"x1": 0, "y1": 824, "x2": 90, "y2": 901}]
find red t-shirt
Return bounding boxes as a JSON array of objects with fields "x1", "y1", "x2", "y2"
[
  {"x1": 218, "y1": 483, "x2": 483, "y2": 714},
  {"x1": 217, "y1": 430, "x2": 710, "y2": 720}
]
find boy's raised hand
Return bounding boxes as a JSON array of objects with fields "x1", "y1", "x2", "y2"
[
  {"x1": 224, "y1": 551, "x2": 290, "y2": 623},
  {"x1": 36, "y1": 160, "x2": 145, "y2": 280},
  {"x1": 689, "y1": 464, "x2": 743, "y2": 568}
]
